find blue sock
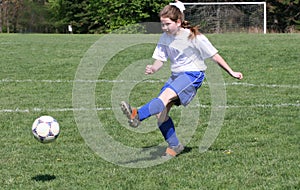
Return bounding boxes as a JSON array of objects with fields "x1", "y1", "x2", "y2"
[
  {"x1": 158, "y1": 117, "x2": 179, "y2": 147},
  {"x1": 137, "y1": 98, "x2": 165, "y2": 121}
]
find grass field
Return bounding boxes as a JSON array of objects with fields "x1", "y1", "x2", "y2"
[{"x1": 0, "y1": 33, "x2": 299, "y2": 189}]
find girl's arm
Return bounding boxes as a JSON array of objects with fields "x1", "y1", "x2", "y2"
[
  {"x1": 212, "y1": 53, "x2": 243, "y2": 80},
  {"x1": 145, "y1": 59, "x2": 164, "y2": 75}
]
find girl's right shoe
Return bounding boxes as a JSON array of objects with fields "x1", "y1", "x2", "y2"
[{"x1": 120, "y1": 101, "x2": 140, "y2": 128}]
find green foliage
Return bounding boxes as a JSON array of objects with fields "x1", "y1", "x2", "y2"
[
  {"x1": 86, "y1": 0, "x2": 170, "y2": 33},
  {"x1": 47, "y1": 0, "x2": 91, "y2": 33},
  {"x1": 30, "y1": 3, "x2": 52, "y2": 33},
  {"x1": 45, "y1": 0, "x2": 169, "y2": 33},
  {"x1": 3, "y1": 0, "x2": 52, "y2": 33},
  {"x1": 267, "y1": 0, "x2": 300, "y2": 32},
  {"x1": 1, "y1": 0, "x2": 299, "y2": 33}
]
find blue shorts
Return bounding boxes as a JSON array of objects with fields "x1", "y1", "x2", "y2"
[{"x1": 159, "y1": 71, "x2": 205, "y2": 106}]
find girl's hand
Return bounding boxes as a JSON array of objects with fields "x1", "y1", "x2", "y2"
[
  {"x1": 230, "y1": 71, "x2": 243, "y2": 80},
  {"x1": 145, "y1": 60, "x2": 164, "y2": 75},
  {"x1": 145, "y1": 65, "x2": 154, "y2": 75}
]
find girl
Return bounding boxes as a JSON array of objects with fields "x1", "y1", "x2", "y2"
[{"x1": 121, "y1": 4, "x2": 243, "y2": 158}]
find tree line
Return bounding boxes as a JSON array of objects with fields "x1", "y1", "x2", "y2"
[{"x1": 0, "y1": 0, "x2": 299, "y2": 34}]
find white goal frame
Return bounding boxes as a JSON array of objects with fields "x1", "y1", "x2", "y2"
[{"x1": 182, "y1": 2, "x2": 267, "y2": 34}]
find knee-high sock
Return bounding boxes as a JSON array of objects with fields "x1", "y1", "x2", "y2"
[
  {"x1": 158, "y1": 117, "x2": 179, "y2": 147},
  {"x1": 137, "y1": 98, "x2": 165, "y2": 121}
]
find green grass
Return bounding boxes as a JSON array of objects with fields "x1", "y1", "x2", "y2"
[{"x1": 0, "y1": 33, "x2": 299, "y2": 189}]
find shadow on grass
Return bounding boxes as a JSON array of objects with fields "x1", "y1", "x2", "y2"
[
  {"x1": 144, "y1": 144, "x2": 193, "y2": 158},
  {"x1": 32, "y1": 174, "x2": 56, "y2": 182},
  {"x1": 117, "y1": 145, "x2": 194, "y2": 166},
  {"x1": 180, "y1": 146, "x2": 192, "y2": 155}
]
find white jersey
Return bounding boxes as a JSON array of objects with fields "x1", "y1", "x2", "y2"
[{"x1": 152, "y1": 29, "x2": 218, "y2": 73}]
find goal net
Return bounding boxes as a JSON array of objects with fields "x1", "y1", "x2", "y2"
[{"x1": 183, "y1": 2, "x2": 266, "y2": 34}]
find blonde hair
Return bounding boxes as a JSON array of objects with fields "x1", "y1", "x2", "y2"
[{"x1": 159, "y1": 5, "x2": 200, "y2": 39}]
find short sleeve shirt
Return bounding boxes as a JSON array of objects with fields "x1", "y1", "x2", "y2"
[{"x1": 152, "y1": 29, "x2": 218, "y2": 73}]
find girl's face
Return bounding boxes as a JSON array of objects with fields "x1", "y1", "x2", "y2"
[{"x1": 160, "y1": 17, "x2": 181, "y2": 35}]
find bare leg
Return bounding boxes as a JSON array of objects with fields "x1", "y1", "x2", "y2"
[
  {"x1": 158, "y1": 87, "x2": 178, "y2": 107},
  {"x1": 157, "y1": 101, "x2": 174, "y2": 124}
]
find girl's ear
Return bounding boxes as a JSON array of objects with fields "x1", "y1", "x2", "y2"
[{"x1": 177, "y1": 19, "x2": 181, "y2": 26}]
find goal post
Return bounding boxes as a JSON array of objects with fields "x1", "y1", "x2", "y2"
[{"x1": 182, "y1": 2, "x2": 267, "y2": 34}]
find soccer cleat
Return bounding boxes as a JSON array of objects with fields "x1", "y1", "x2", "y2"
[
  {"x1": 162, "y1": 143, "x2": 184, "y2": 159},
  {"x1": 120, "y1": 101, "x2": 140, "y2": 128}
]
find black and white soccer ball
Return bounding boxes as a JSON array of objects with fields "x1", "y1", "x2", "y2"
[{"x1": 32, "y1": 116, "x2": 60, "y2": 143}]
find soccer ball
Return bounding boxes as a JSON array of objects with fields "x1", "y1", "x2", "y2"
[{"x1": 32, "y1": 115, "x2": 60, "y2": 143}]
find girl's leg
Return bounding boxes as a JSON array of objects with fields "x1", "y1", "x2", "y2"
[
  {"x1": 157, "y1": 103, "x2": 179, "y2": 147},
  {"x1": 137, "y1": 87, "x2": 177, "y2": 121},
  {"x1": 157, "y1": 102, "x2": 184, "y2": 158},
  {"x1": 120, "y1": 88, "x2": 177, "y2": 128}
]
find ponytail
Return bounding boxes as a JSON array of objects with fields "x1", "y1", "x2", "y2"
[{"x1": 181, "y1": 20, "x2": 201, "y2": 40}]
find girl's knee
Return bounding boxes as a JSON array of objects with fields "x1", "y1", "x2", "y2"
[{"x1": 158, "y1": 88, "x2": 177, "y2": 105}]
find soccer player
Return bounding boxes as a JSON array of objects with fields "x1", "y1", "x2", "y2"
[{"x1": 121, "y1": 4, "x2": 243, "y2": 158}]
